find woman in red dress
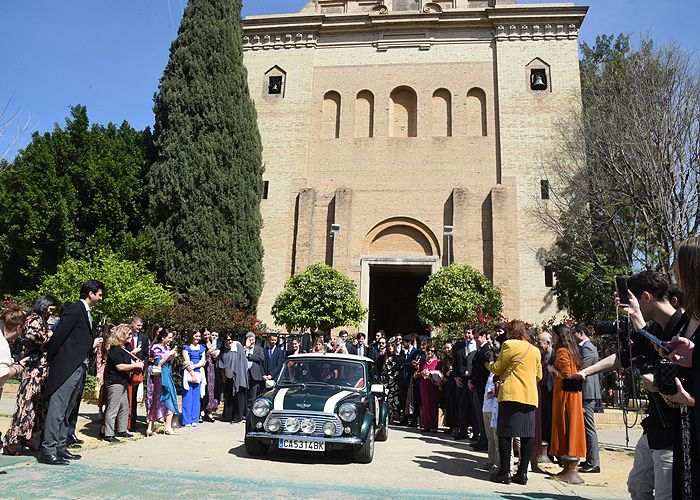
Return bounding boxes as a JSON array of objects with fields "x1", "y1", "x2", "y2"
[{"x1": 418, "y1": 343, "x2": 443, "y2": 433}]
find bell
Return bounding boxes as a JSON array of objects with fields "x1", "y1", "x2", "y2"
[{"x1": 531, "y1": 73, "x2": 547, "y2": 90}]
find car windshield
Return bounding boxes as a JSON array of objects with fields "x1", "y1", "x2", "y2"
[{"x1": 278, "y1": 358, "x2": 367, "y2": 390}]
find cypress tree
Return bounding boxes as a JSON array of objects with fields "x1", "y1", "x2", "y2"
[{"x1": 146, "y1": 0, "x2": 264, "y2": 310}]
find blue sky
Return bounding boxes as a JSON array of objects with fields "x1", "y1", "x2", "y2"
[{"x1": 1, "y1": 0, "x2": 698, "y2": 158}]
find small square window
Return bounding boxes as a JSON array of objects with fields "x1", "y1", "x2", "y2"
[
  {"x1": 531, "y1": 69, "x2": 548, "y2": 91},
  {"x1": 541, "y1": 179, "x2": 550, "y2": 200},
  {"x1": 268, "y1": 76, "x2": 283, "y2": 95},
  {"x1": 544, "y1": 266, "x2": 554, "y2": 288},
  {"x1": 262, "y1": 181, "x2": 269, "y2": 200}
]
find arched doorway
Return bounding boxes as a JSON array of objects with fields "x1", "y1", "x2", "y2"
[{"x1": 360, "y1": 218, "x2": 441, "y2": 338}]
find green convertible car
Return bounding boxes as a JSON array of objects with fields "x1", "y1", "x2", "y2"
[{"x1": 245, "y1": 353, "x2": 389, "y2": 463}]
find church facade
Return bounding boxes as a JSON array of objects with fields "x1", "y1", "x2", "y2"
[{"x1": 242, "y1": 0, "x2": 587, "y2": 334}]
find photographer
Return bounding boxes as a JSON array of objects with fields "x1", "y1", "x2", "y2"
[
  {"x1": 0, "y1": 304, "x2": 28, "y2": 395},
  {"x1": 574, "y1": 271, "x2": 686, "y2": 500},
  {"x1": 3, "y1": 295, "x2": 57, "y2": 456}
]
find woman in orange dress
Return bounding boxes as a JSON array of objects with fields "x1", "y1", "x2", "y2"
[{"x1": 549, "y1": 325, "x2": 586, "y2": 461}]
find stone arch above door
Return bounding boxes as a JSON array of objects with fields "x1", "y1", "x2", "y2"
[{"x1": 363, "y1": 217, "x2": 440, "y2": 257}]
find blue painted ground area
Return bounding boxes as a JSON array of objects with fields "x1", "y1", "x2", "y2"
[{"x1": 0, "y1": 457, "x2": 598, "y2": 500}]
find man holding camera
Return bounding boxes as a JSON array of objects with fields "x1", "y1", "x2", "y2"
[{"x1": 574, "y1": 271, "x2": 685, "y2": 500}]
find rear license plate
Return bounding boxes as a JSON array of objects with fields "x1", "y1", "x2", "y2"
[{"x1": 278, "y1": 439, "x2": 325, "y2": 452}]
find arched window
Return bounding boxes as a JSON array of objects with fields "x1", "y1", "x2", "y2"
[
  {"x1": 355, "y1": 90, "x2": 374, "y2": 138},
  {"x1": 322, "y1": 91, "x2": 341, "y2": 139},
  {"x1": 432, "y1": 88, "x2": 452, "y2": 137},
  {"x1": 466, "y1": 88, "x2": 487, "y2": 137},
  {"x1": 390, "y1": 86, "x2": 417, "y2": 138}
]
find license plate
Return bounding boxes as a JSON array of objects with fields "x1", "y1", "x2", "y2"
[{"x1": 278, "y1": 439, "x2": 325, "y2": 452}]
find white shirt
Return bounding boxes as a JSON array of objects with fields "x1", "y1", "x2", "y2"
[
  {"x1": 80, "y1": 299, "x2": 92, "y2": 328},
  {"x1": 245, "y1": 346, "x2": 253, "y2": 370},
  {"x1": 0, "y1": 323, "x2": 12, "y2": 388},
  {"x1": 464, "y1": 339, "x2": 476, "y2": 356},
  {"x1": 482, "y1": 373, "x2": 496, "y2": 414}
]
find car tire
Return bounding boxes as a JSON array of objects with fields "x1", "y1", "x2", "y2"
[
  {"x1": 353, "y1": 423, "x2": 375, "y2": 463},
  {"x1": 375, "y1": 422, "x2": 389, "y2": 442},
  {"x1": 244, "y1": 435, "x2": 269, "y2": 457}
]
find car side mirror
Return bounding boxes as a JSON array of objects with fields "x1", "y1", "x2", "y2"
[
  {"x1": 265, "y1": 379, "x2": 276, "y2": 390},
  {"x1": 370, "y1": 383, "x2": 385, "y2": 395}
]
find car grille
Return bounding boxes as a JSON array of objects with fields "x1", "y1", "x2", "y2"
[{"x1": 264, "y1": 411, "x2": 343, "y2": 437}]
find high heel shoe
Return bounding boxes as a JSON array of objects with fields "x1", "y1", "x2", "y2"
[{"x1": 163, "y1": 427, "x2": 177, "y2": 435}]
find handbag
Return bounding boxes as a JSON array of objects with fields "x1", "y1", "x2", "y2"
[
  {"x1": 562, "y1": 377, "x2": 583, "y2": 392},
  {"x1": 122, "y1": 347, "x2": 144, "y2": 384}
]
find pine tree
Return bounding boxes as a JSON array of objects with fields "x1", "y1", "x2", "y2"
[{"x1": 146, "y1": 0, "x2": 264, "y2": 311}]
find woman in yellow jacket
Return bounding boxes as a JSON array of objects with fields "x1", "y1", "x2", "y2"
[{"x1": 488, "y1": 320, "x2": 542, "y2": 485}]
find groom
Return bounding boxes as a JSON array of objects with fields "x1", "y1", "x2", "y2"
[{"x1": 40, "y1": 280, "x2": 104, "y2": 465}]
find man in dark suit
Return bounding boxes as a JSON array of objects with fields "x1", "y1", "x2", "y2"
[
  {"x1": 245, "y1": 332, "x2": 267, "y2": 412},
  {"x1": 453, "y1": 327, "x2": 476, "y2": 439},
  {"x1": 350, "y1": 332, "x2": 369, "y2": 357},
  {"x1": 397, "y1": 334, "x2": 418, "y2": 425},
  {"x1": 338, "y1": 330, "x2": 353, "y2": 353},
  {"x1": 264, "y1": 332, "x2": 284, "y2": 382},
  {"x1": 126, "y1": 316, "x2": 148, "y2": 431},
  {"x1": 468, "y1": 329, "x2": 491, "y2": 450},
  {"x1": 41, "y1": 280, "x2": 104, "y2": 465},
  {"x1": 574, "y1": 324, "x2": 601, "y2": 473}
]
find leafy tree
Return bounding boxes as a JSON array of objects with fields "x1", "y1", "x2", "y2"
[
  {"x1": 29, "y1": 252, "x2": 173, "y2": 323},
  {"x1": 146, "y1": 0, "x2": 264, "y2": 311},
  {"x1": 0, "y1": 105, "x2": 151, "y2": 296},
  {"x1": 271, "y1": 264, "x2": 366, "y2": 333},
  {"x1": 141, "y1": 293, "x2": 266, "y2": 335},
  {"x1": 417, "y1": 264, "x2": 503, "y2": 327},
  {"x1": 539, "y1": 35, "x2": 700, "y2": 319}
]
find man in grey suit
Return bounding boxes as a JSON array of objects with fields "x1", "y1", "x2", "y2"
[{"x1": 574, "y1": 324, "x2": 601, "y2": 473}]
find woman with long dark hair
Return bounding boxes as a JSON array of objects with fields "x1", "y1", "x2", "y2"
[
  {"x1": 2, "y1": 295, "x2": 57, "y2": 455},
  {"x1": 181, "y1": 329, "x2": 206, "y2": 427},
  {"x1": 147, "y1": 329, "x2": 178, "y2": 436},
  {"x1": 549, "y1": 325, "x2": 586, "y2": 480}
]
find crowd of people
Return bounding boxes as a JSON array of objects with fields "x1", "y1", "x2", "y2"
[
  {"x1": 0, "y1": 235, "x2": 698, "y2": 497},
  {"x1": 0, "y1": 283, "x2": 292, "y2": 465}
]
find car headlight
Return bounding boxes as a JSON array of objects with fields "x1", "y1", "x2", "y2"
[
  {"x1": 252, "y1": 399, "x2": 271, "y2": 418},
  {"x1": 323, "y1": 421, "x2": 336, "y2": 436},
  {"x1": 300, "y1": 418, "x2": 316, "y2": 434},
  {"x1": 267, "y1": 417, "x2": 281, "y2": 432},
  {"x1": 285, "y1": 417, "x2": 300, "y2": 433},
  {"x1": 338, "y1": 402, "x2": 357, "y2": 422}
]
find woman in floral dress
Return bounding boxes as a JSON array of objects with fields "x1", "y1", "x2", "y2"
[
  {"x1": 381, "y1": 342, "x2": 401, "y2": 424},
  {"x1": 2, "y1": 295, "x2": 57, "y2": 455}
]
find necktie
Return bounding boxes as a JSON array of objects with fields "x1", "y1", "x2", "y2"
[{"x1": 86, "y1": 308, "x2": 92, "y2": 328}]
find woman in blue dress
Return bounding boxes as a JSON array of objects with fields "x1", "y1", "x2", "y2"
[{"x1": 181, "y1": 330, "x2": 206, "y2": 427}]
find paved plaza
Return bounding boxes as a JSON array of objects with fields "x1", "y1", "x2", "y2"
[{"x1": 0, "y1": 396, "x2": 636, "y2": 499}]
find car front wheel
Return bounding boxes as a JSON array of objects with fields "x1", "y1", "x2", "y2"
[
  {"x1": 375, "y1": 421, "x2": 388, "y2": 442},
  {"x1": 245, "y1": 435, "x2": 269, "y2": 457},
  {"x1": 353, "y1": 424, "x2": 375, "y2": 463}
]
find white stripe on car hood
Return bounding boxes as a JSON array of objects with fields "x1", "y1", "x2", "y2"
[
  {"x1": 324, "y1": 390, "x2": 354, "y2": 413},
  {"x1": 274, "y1": 388, "x2": 289, "y2": 410}
]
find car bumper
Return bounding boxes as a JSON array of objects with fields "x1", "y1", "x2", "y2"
[{"x1": 246, "y1": 432, "x2": 362, "y2": 445}]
